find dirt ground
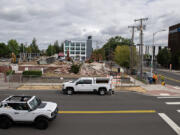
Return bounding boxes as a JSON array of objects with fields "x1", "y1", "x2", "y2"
[
  {"x1": 115, "y1": 86, "x2": 146, "y2": 93},
  {"x1": 17, "y1": 85, "x2": 62, "y2": 90}
]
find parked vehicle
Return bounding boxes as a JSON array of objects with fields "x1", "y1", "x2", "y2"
[
  {"x1": 62, "y1": 77, "x2": 114, "y2": 95},
  {"x1": 0, "y1": 96, "x2": 58, "y2": 129}
]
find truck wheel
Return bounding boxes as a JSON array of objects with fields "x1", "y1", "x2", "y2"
[
  {"x1": 67, "y1": 88, "x2": 73, "y2": 95},
  {"x1": 99, "y1": 88, "x2": 106, "y2": 96},
  {"x1": 35, "y1": 117, "x2": 49, "y2": 130},
  {"x1": 0, "y1": 116, "x2": 12, "y2": 129}
]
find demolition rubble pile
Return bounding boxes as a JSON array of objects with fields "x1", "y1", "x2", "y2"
[
  {"x1": 53, "y1": 62, "x2": 72, "y2": 74},
  {"x1": 80, "y1": 62, "x2": 110, "y2": 76}
]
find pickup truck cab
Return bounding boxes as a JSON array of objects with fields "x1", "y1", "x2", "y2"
[
  {"x1": 0, "y1": 96, "x2": 58, "y2": 129},
  {"x1": 62, "y1": 77, "x2": 114, "y2": 95}
]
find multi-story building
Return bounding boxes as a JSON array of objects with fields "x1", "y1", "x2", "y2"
[
  {"x1": 168, "y1": 23, "x2": 180, "y2": 54},
  {"x1": 63, "y1": 36, "x2": 92, "y2": 61}
]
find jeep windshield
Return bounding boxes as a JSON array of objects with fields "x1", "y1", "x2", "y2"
[{"x1": 29, "y1": 97, "x2": 41, "y2": 110}]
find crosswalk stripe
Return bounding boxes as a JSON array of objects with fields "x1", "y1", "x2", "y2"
[
  {"x1": 158, "y1": 113, "x2": 180, "y2": 135},
  {"x1": 157, "y1": 96, "x2": 180, "y2": 99},
  {"x1": 177, "y1": 110, "x2": 180, "y2": 113},
  {"x1": 166, "y1": 102, "x2": 180, "y2": 105}
]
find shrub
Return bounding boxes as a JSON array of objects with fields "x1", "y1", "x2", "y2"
[
  {"x1": 6, "y1": 70, "x2": 15, "y2": 76},
  {"x1": 22, "y1": 70, "x2": 42, "y2": 77},
  {"x1": 70, "y1": 64, "x2": 81, "y2": 74}
]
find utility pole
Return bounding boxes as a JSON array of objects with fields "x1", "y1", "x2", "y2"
[
  {"x1": 128, "y1": 26, "x2": 137, "y2": 73},
  {"x1": 134, "y1": 18, "x2": 148, "y2": 80}
]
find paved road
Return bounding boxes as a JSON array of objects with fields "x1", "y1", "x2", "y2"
[
  {"x1": 0, "y1": 90, "x2": 180, "y2": 135},
  {"x1": 145, "y1": 68, "x2": 180, "y2": 86},
  {"x1": 156, "y1": 69, "x2": 180, "y2": 86}
]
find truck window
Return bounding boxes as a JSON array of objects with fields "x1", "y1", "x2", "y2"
[
  {"x1": 83, "y1": 79, "x2": 92, "y2": 84},
  {"x1": 96, "y1": 79, "x2": 109, "y2": 84},
  {"x1": 8, "y1": 103, "x2": 29, "y2": 110}
]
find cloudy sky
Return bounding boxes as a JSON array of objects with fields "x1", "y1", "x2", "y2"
[{"x1": 0, "y1": 0, "x2": 179, "y2": 49}]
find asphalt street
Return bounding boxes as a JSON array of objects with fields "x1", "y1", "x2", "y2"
[
  {"x1": 156, "y1": 69, "x2": 180, "y2": 87},
  {"x1": 0, "y1": 90, "x2": 180, "y2": 135}
]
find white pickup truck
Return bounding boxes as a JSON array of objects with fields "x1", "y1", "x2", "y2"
[
  {"x1": 62, "y1": 77, "x2": 114, "y2": 95},
  {"x1": 0, "y1": 96, "x2": 58, "y2": 129}
]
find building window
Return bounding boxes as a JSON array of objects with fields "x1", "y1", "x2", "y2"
[
  {"x1": 71, "y1": 43, "x2": 75, "y2": 46},
  {"x1": 81, "y1": 47, "x2": 85, "y2": 50},
  {"x1": 76, "y1": 43, "x2": 80, "y2": 46},
  {"x1": 81, "y1": 51, "x2": 85, "y2": 55},
  {"x1": 71, "y1": 47, "x2": 75, "y2": 50},
  {"x1": 70, "y1": 51, "x2": 74, "y2": 54},
  {"x1": 76, "y1": 47, "x2": 80, "y2": 50},
  {"x1": 76, "y1": 51, "x2": 80, "y2": 54},
  {"x1": 65, "y1": 47, "x2": 69, "y2": 50},
  {"x1": 81, "y1": 43, "x2": 85, "y2": 46}
]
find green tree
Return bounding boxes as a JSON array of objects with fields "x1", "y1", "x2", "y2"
[
  {"x1": 91, "y1": 48, "x2": 105, "y2": 61},
  {"x1": 7, "y1": 39, "x2": 19, "y2": 55},
  {"x1": 157, "y1": 48, "x2": 171, "y2": 68},
  {"x1": 103, "y1": 36, "x2": 131, "y2": 60},
  {"x1": 53, "y1": 40, "x2": 60, "y2": 53},
  {"x1": 46, "y1": 44, "x2": 56, "y2": 56},
  {"x1": 114, "y1": 45, "x2": 137, "y2": 68},
  {"x1": 30, "y1": 38, "x2": 40, "y2": 53},
  {"x1": 171, "y1": 51, "x2": 180, "y2": 69},
  {"x1": 0, "y1": 43, "x2": 10, "y2": 57}
]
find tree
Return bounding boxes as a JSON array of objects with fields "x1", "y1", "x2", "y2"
[
  {"x1": 53, "y1": 40, "x2": 60, "y2": 53},
  {"x1": 46, "y1": 44, "x2": 56, "y2": 56},
  {"x1": 30, "y1": 38, "x2": 40, "y2": 53},
  {"x1": 0, "y1": 43, "x2": 10, "y2": 57},
  {"x1": 157, "y1": 48, "x2": 171, "y2": 68},
  {"x1": 171, "y1": 51, "x2": 180, "y2": 69},
  {"x1": 114, "y1": 45, "x2": 137, "y2": 68},
  {"x1": 91, "y1": 48, "x2": 105, "y2": 61},
  {"x1": 7, "y1": 39, "x2": 19, "y2": 55},
  {"x1": 103, "y1": 36, "x2": 131, "y2": 60}
]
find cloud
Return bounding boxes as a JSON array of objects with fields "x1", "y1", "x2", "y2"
[{"x1": 0, "y1": 0, "x2": 179, "y2": 49}]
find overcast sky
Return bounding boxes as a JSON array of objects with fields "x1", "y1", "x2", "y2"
[{"x1": 0, "y1": 0, "x2": 179, "y2": 49}]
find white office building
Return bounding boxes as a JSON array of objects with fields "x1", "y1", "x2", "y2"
[{"x1": 63, "y1": 36, "x2": 92, "y2": 61}]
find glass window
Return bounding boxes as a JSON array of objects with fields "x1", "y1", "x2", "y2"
[
  {"x1": 76, "y1": 51, "x2": 80, "y2": 54},
  {"x1": 81, "y1": 43, "x2": 85, "y2": 46},
  {"x1": 81, "y1": 51, "x2": 85, "y2": 54},
  {"x1": 76, "y1": 43, "x2": 80, "y2": 46},
  {"x1": 8, "y1": 103, "x2": 29, "y2": 110},
  {"x1": 83, "y1": 79, "x2": 92, "y2": 84},
  {"x1": 71, "y1": 43, "x2": 75, "y2": 46},
  {"x1": 70, "y1": 51, "x2": 74, "y2": 54},
  {"x1": 71, "y1": 47, "x2": 75, "y2": 50}
]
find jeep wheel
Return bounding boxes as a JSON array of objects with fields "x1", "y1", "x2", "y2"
[
  {"x1": 35, "y1": 117, "x2": 49, "y2": 130},
  {"x1": 67, "y1": 88, "x2": 73, "y2": 95},
  {"x1": 0, "y1": 116, "x2": 12, "y2": 129},
  {"x1": 99, "y1": 88, "x2": 106, "y2": 96}
]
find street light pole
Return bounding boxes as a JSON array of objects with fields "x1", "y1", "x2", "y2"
[{"x1": 150, "y1": 29, "x2": 166, "y2": 75}]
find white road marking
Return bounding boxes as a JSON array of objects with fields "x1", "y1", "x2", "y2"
[
  {"x1": 177, "y1": 110, "x2": 180, "y2": 113},
  {"x1": 158, "y1": 113, "x2": 180, "y2": 135},
  {"x1": 166, "y1": 102, "x2": 180, "y2": 105},
  {"x1": 157, "y1": 97, "x2": 180, "y2": 99},
  {"x1": 160, "y1": 93, "x2": 170, "y2": 96}
]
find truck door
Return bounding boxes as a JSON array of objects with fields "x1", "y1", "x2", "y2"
[{"x1": 75, "y1": 79, "x2": 93, "y2": 91}]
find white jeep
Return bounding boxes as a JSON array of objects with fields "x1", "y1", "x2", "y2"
[
  {"x1": 62, "y1": 77, "x2": 114, "y2": 95},
  {"x1": 0, "y1": 96, "x2": 58, "y2": 129}
]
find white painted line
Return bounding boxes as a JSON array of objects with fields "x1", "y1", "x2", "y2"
[
  {"x1": 158, "y1": 113, "x2": 180, "y2": 135},
  {"x1": 160, "y1": 93, "x2": 170, "y2": 96},
  {"x1": 177, "y1": 110, "x2": 180, "y2": 113},
  {"x1": 157, "y1": 97, "x2": 180, "y2": 99},
  {"x1": 166, "y1": 102, "x2": 180, "y2": 105}
]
